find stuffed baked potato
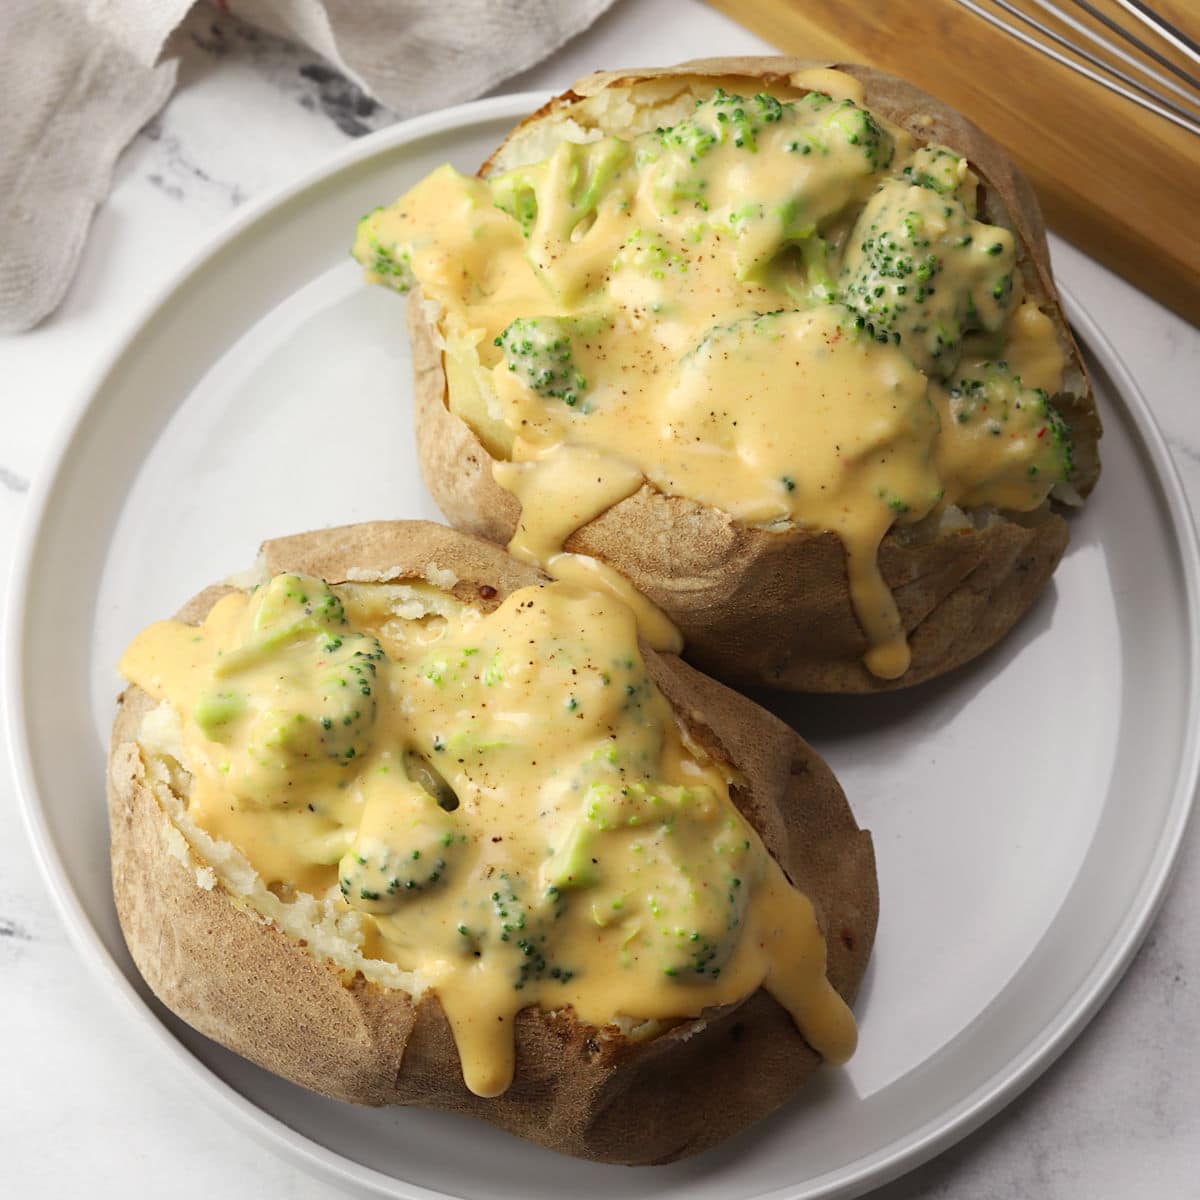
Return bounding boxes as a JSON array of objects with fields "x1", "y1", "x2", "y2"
[
  {"x1": 356, "y1": 58, "x2": 1101, "y2": 691},
  {"x1": 109, "y1": 521, "x2": 877, "y2": 1164}
]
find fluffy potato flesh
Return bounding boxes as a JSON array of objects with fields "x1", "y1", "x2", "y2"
[
  {"x1": 355, "y1": 69, "x2": 1084, "y2": 682},
  {"x1": 119, "y1": 560, "x2": 856, "y2": 1099}
]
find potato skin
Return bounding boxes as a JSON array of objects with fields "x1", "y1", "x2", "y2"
[
  {"x1": 108, "y1": 520, "x2": 878, "y2": 1164},
  {"x1": 412, "y1": 58, "x2": 1101, "y2": 692}
]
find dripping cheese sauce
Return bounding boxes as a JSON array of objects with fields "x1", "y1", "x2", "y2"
[
  {"x1": 120, "y1": 573, "x2": 856, "y2": 1097},
  {"x1": 354, "y1": 68, "x2": 1074, "y2": 678}
]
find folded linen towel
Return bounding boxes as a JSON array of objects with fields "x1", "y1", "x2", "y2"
[{"x1": 0, "y1": 0, "x2": 615, "y2": 334}]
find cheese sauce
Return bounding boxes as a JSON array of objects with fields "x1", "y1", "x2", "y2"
[
  {"x1": 354, "y1": 71, "x2": 1074, "y2": 679},
  {"x1": 120, "y1": 574, "x2": 856, "y2": 1096}
]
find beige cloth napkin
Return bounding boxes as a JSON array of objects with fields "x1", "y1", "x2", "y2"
[{"x1": 0, "y1": 0, "x2": 616, "y2": 334}]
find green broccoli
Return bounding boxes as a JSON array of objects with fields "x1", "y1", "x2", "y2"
[
  {"x1": 839, "y1": 178, "x2": 1016, "y2": 376},
  {"x1": 687, "y1": 308, "x2": 786, "y2": 358},
  {"x1": 352, "y1": 210, "x2": 415, "y2": 291},
  {"x1": 489, "y1": 173, "x2": 538, "y2": 238},
  {"x1": 655, "y1": 89, "x2": 789, "y2": 159},
  {"x1": 945, "y1": 360, "x2": 1074, "y2": 486},
  {"x1": 656, "y1": 89, "x2": 890, "y2": 166},
  {"x1": 442, "y1": 873, "x2": 575, "y2": 990},
  {"x1": 646, "y1": 90, "x2": 894, "y2": 279},
  {"x1": 337, "y1": 747, "x2": 472, "y2": 914},
  {"x1": 897, "y1": 146, "x2": 975, "y2": 208},
  {"x1": 648, "y1": 816, "x2": 758, "y2": 981},
  {"x1": 488, "y1": 137, "x2": 631, "y2": 244},
  {"x1": 204, "y1": 575, "x2": 383, "y2": 769},
  {"x1": 494, "y1": 316, "x2": 589, "y2": 408}
]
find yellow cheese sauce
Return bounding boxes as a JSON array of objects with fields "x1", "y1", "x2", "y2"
[
  {"x1": 354, "y1": 71, "x2": 1076, "y2": 679},
  {"x1": 120, "y1": 574, "x2": 856, "y2": 1096}
]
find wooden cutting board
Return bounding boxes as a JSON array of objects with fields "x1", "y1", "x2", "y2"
[{"x1": 705, "y1": 0, "x2": 1200, "y2": 325}]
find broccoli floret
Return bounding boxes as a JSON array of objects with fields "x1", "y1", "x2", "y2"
[
  {"x1": 433, "y1": 873, "x2": 575, "y2": 990},
  {"x1": 542, "y1": 779, "x2": 711, "y2": 891},
  {"x1": 898, "y1": 146, "x2": 976, "y2": 208},
  {"x1": 204, "y1": 575, "x2": 383, "y2": 771},
  {"x1": 352, "y1": 211, "x2": 415, "y2": 292},
  {"x1": 649, "y1": 816, "x2": 758, "y2": 981},
  {"x1": 938, "y1": 360, "x2": 1075, "y2": 510},
  {"x1": 237, "y1": 573, "x2": 347, "y2": 655},
  {"x1": 541, "y1": 777, "x2": 760, "y2": 983},
  {"x1": 488, "y1": 137, "x2": 631, "y2": 246},
  {"x1": 494, "y1": 316, "x2": 588, "y2": 408},
  {"x1": 658, "y1": 89, "x2": 888, "y2": 165},
  {"x1": 818, "y1": 97, "x2": 892, "y2": 169},
  {"x1": 489, "y1": 173, "x2": 538, "y2": 237},
  {"x1": 339, "y1": 836, "x2": 453, "y2": 911},
  {"x1": 655, "y1": 89, "x2": 788, "y2": 158},
  {"x1": 245, "y1": 640, "x2": 381, "y2": 768},
  {"x1": 488, "y1": 139, "x2": 634, "y2": 301},
  {"x1": 338, "y1": 757, "x2": 466, "y2": 914},
  {"x1": 646, "y1": 90, "x2": 894, "y2": 279},
  {"x1": 364, "y1": 239, "x2": 414, "y2": 292},
  {"x1": 947, "y1": 361, "x2": 1073, "y2": 481},
  {"x1": 685, "y1": 309, "x2": 786, "y2": 362},
  {"x1": 839, "y1": 178, "x2": 1017, "y2": 376},
  {"x1": 1044, "y1": 395, "x2": 1073, "y2": 468},
  {"x1": 478, "y1": 875, "x2": 575, "y2": 989},
  {"x1": 612, "y1": 228, "x2": 689, "y2": 281},
  {"x1": 193, "y1": 689, "x2": 244, "y2": 737}
]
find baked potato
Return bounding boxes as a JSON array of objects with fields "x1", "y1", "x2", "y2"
[
  {"x1": 108, "y1": 520, "x2": 877, "y2": 1165},
  {"x1": 355, "y1": 58, "x2": 1101, "y2": 691}
]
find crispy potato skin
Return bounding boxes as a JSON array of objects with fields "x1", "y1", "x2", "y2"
[
  {"x1": 412, "y1": 58, "x2": 1101, "y2": 692},
  {"x1": 108, "y1": 520, "x2": 878, "y2": 1164}
]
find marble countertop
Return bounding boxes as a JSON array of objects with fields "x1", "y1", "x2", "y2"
[{"x1": 2, "y1": 0, "x2": 1197, "y2": 1194}]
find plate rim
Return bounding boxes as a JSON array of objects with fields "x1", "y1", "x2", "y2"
[{"x1": 6, "y1": 93, "x2": 1199, "y2": 1200}]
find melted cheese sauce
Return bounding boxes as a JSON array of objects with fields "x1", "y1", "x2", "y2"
[
  {"x1": 120, "y1": 575, "x2": 855, "y2": 1096},
  {"x1": 354, "y1": 71, "x2": 1074, "y2": 679}
]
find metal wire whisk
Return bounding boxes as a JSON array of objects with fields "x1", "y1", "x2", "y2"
[{"x1": 952, "y1": 0, "x2": 1200, "y2": 136}]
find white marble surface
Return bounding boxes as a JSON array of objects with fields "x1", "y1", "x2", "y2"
[{"x1": 2, "y1": 0, "x2": 1198, "y2": 1194}]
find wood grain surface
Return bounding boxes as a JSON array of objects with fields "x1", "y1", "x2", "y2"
[{"x1": 705, "y1": 0, "x2": 1200, "y2": 324}]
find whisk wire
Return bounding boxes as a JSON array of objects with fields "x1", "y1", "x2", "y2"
[
  {"x1": 1114, "y1": 0, "x2": 1200, "y2": 66},
  {"x1": 1070, "y1": 0, "x2": 1200, "y2": 94},
  {"x1": 952, "y1": 0, "x2": 1200, "y2": 136}
]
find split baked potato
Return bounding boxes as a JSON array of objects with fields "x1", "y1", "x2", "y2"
[
  {"x1": 357, "y1": 58, "x2": 1101, "y2": 691},
  {"x1": 108, "y1": 520, "x2": 877, "y2": 1164}
]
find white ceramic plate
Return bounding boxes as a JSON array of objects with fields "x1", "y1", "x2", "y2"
[{"x1": 7, "y1": 95, "x2": 1199, "y2": 1200}]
